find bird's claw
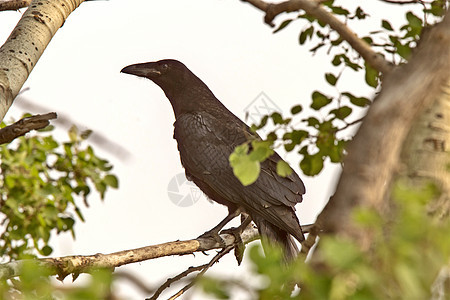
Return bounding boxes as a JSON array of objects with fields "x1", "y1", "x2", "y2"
[
  {"x1": 197, "y1": 230, "x2": 226, "y2": 248},
  {"x1": 220, "y1": 227, "x2": 245, "y2": 265}
]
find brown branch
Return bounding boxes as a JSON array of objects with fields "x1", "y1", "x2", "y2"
[
  {"x1": 0, "y1": 223, "x2": 313, "y2": 284},
  {"x1": 240, "y1": 0, "x2": 394, "y2": 74},
  {"x1": 0, "y1": 226, "x2": 261, "y2": 281},
  {"x1": 314, "y1": 9, "x2": 450, "y2": 246},
  {"x1": 0, "y1": 0, "x2": 30, "y2": 11},
  {"x1": 0, "y1": 112, "x2": 57, "y2": 144}
]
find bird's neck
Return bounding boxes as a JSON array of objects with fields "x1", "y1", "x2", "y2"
[{"x1": 166, "y1": 84, "x2": 219, "y2": 118}]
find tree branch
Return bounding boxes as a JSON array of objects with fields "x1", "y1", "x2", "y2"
[
  {"x1": 0, "y1": 0, "x2": 30, "y2": 11},
  {"x1": 240, "y1": 0, "x2": 394, "y2": 74},
  {"x1": 314, "y1": 9, "x2": 450, "y2": 246},
  {"x1": 0, "y1": 112, "x2": 56, "y2": 144},
  {"x1": 0, "y1": 0, "x2": 86, "y2": 121},
  {"x1": 0, "y1": 226, "x2": 261, "y2": 281}
]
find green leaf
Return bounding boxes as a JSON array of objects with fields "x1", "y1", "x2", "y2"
[
  {"x1": 321, "y1": 236, "x2": 362, "y2": 269},
  {"x1": 331, "y1": 6, "x2": 349, "y2": 15},
  {"x1": 354, "y1": 6, "x2": 367, "y2": 19},
  {"x1": 231, "y1": 157, "x2": 260, "y2": 186},
  {"x1": 311, "y1": 91, "x2": 332, "y2": 110},
  {"x1": 305, "y1": 117, "x2": 320, "y2": 128},
  {"x1": 406, "y1": 12, "x2": 422, "y2": 31},
  {"x1": 396, "y1": 42, "x2": 411, "y2": 60},
  {"x1": 104, "y1": 175, "x2": 119, "y2": 188},
  {"x1": 271, "y1": 112, "x2": 283, "y2": 124},
  {"x1": 273, "y1": 19, "x2": 293, "y2": 33},
  {"x1": 291, "y1": 130, "x2": 308, "y2": 144},
  {"x1": 329, "y1": 140, "x2": 346, "y2": 163},
  {"x1": 290, "y1": 105, "x2": 302, "y2": 115},
  {"x1": 299, "y1": 26, "x2": 314, "y2": 44},
  {"x1": 229, "y1": 144, "x2": 260, "y2": 186},
  {"x1": 332, "y1": 54, "x2": 342, "y2": 66},
  {"x1": 40, "y1": 245, "x2": 53, "y2": 256},
  {"x1": 382, "y1": 19, "x2": 394, "y2": 31},
  {"x1": 300, "y1": 152, "x2": 324, "y2": 176},
  {"x1": 325, "y1": 73, "x2": 338, "y2": 86},
  {"x1": 362, "y1": 36, "x2": 373, "y2": 45},
  {"x1": 249, "y1": 140, "x2": 273, "y2": 162},
  {"x1": 364, "y1": 63, "x2": 379, "y2": 88},
  {"x1": 330, "y1": 106, "x2": 352, "y2": 120},
  {"x1": 284, "y1": 142, "x2": 295, "y2": 152},
  {"x1": 276, "y1": 160, "x2": 293, "y2": 177},
  {"x1": 80, "y1": 129, "x2": 93, "y2": 140},
  {"x1": 342, "y1": 92, "x2": 371, "y2": 107}
]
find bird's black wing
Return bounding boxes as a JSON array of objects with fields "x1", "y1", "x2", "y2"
[{"x1": 173, "y1": 111, "x2": 304, "y2": 241}]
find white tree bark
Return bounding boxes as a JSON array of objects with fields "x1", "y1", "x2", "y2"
[
  {"x1": 0, "y1": 0, "x2": 85, "y2": 121},
  {"x1": 401, "y1": 79, "x2": 450, "y2": 221}
]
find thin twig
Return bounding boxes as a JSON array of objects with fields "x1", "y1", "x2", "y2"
[
  {"x1": 168, "y1": 245, "x2": 235, "y2": 300},
  {"x1": 147, "y1": 264, "x2": 208, "y2": 300},
  {"x1": 336, "y1": 117, "x2": 365, "y2": 132}
]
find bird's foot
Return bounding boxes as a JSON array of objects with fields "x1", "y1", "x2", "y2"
[
  {"x1": 197, "y1": 229, "x2": 226, "y2": 248},
  {"x1": 220, "y1": 226, "x2": 245, "y2": 265}
]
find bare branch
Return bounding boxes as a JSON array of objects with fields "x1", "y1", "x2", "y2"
[
  {"x1": 0, "y1": 226, "x2": 260, "y2": 281},
  {"x1": 0, "y1": 112, "x2": 56, "y2": 144},
  {"x1": 0, "y1": 0, "x2": 30, "y2": 11},
  {"x1": 240, "y1": 0, "x2": 394, "y2": 74}
]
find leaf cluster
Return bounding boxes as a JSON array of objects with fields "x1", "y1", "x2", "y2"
[
  {"x1": 201, "y1": 181, "x2": 450, "y2": 299},
  {"x1": 0, "y1": 120, "x2": 118, "y2": 260},
  {"x1": 0, "y1": 262, "x2": 113, "y2": 300},
  {"x1": 230, "y1": 0, "x2": 447, "y2": 183}
]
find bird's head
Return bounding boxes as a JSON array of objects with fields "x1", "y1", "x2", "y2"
[
  {"x1": 121, "y1": 59, "x2": 194, "y2": 97},
  {"x1": 121, "y1": 59, "x2": 218, "y2": 116}
]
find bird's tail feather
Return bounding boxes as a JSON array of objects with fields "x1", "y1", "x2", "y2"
[{"x1": 254, "y1": 217, "x2": 299, "y2": 262}]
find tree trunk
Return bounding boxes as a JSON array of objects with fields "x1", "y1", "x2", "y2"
[
  {"x1": 0, "y1": 0, "x2": 85, "y2": 121},
  {"x1": 315, "y1": 10, "x2": 450, "y2": 249}
]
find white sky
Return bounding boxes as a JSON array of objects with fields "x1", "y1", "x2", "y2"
[{"x1": 0, "y1": 1, "x2": 415, "y2": 298}]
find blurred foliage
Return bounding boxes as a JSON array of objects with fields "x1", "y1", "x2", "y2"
[
  {"x1": 0, "y1": 117, "x2": 118, "y2": 260},
  {"x1": 201, "y1": 181, "x2": 450, "y2": 299},
  {"x1": 230, "y1": 0, "x2": 448, "y2": 185},
  {"x1": 0, "y1": 261, "x2": 113, "y2": 300}
]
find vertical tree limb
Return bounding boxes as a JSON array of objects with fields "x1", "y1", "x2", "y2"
[
  {"x1": 0, "y1": 0, "x2": 86, "y2": 121},
  {"x1": 315, "y1": 10, "x2": 450, "y2": 247}
]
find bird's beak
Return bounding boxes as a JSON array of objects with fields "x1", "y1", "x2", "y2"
[{"x1": 121, "y1": 62, "x2": 160, "y2": 78}]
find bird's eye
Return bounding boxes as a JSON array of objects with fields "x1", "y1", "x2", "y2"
[{"x1": 160, "y1": 64, "x2": 169, "y2": 72}]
